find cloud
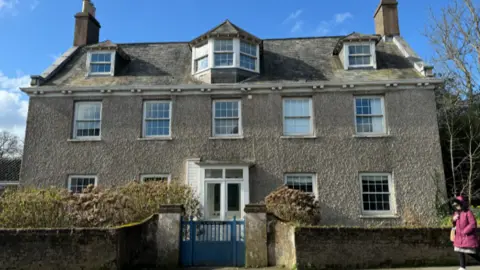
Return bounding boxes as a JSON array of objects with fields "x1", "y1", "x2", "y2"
[
  {"x1": 0, "y1": 71, "x2": 30, "y2": 139},
  {"x1": 30, "y1": 0, "x2": 39, "y2": 11},
  {"x1": 0, "y1": 0, "x2": 19, "y2": 16},
  {"x1": 315, "y1": 12, "x2": 353, "y2": 36},
  {"x1": 291, "y1": 21, "x2": 304, "y2": 33},
  {"x1": 283, "y1": 9, "x2": 303, "y2": 24},
  {"x1": 335, "y1": 12, "x2": 353, "y2": 24}
]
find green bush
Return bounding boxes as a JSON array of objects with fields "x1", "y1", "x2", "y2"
[
  {"x1": 265, "y1": 186, "x2": 320, "y2": 225},
  {"x1": 0, "y1": 182, "x2": 201, "y2": 228}
]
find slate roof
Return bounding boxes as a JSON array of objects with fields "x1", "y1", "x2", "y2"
[
  {"x1": 42, "y1": 35, "x2": 423, "y2": 87},
  {"x1": 191, "y1": 20, "x2": 261, "y2": 46}
]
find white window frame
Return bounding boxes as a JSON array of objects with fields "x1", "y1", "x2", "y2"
[
  {"x1": 284, "y1": 173, "x2": 318, "y2": 198},
  {"x1": 199, "y1": 166, "x2": 250, "y2": 221},
  {"x1": 193, "y1": 42, "x2": 209, "y2": 73},
  {"x1": 283, "y1": 97, "x2": 314, "y2": 136},
  {"x1": 354, "y1": 96, "x2": 386, "y2": 135},
  {"x1": 212, "y1": 99, "x2": 242, "y2": 137},
  {"x1": 86, "y1": 51, "x2": 116, "y2": 76},
  {"x1": 73, "y1": 101, "x2": 102, "y2": 140},
  {"x1": 143, "y1": 100, "x2": 172, "y2": 138},
  {"x1": 214, "y1": 39, "x2": 234, "y2": 67},
  {"x1": 359, "y1": 172, "x2": 395, "y2": 216},
  {"x1": 344, "y1": 42, "x2": 376, "y2": 69},
  {"x1": 68, "y1": 175, "x2": 98, "y2": 193},
  {"x1": 140, "y1": 174, "x2": 171, "y2": 183},
  {"x1": 239, "y1": 40, "x2": 257, "y2": 71}
]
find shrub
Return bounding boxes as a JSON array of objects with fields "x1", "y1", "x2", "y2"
[
  {"x1": 265, "y1": 186, "x2": 320, "y2": 225},
  {"x1": 0, "y1": 181, "x2": 201, "y2": 228}
]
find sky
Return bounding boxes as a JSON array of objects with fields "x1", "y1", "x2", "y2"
[{"x1": 0, "y1": 0, "x2": 452, "y2": 139}]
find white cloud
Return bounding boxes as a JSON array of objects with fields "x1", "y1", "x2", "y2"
[
  {"x1": 283, "y1": 9, "x2": 303, "y2": 24},
  {"x1": 291, "y1": 21, "x2": 304, "y2": 33},
  {"x1": 0, "y1": 71, "x2": 30, "y2": 139},
  {"x1": 335, "y1": 12, "x2": 353, "y2": 24},
  {"x1": 316, "y1": 21, "x2": 331, "y2": 36},
  {"x1": 0, "y1": 0, "x2": 19, "y2": 16},
  {"x1": 30, "y1": 0, "x2": 39, "y2": 11}
]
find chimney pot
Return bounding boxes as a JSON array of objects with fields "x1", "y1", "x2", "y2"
[{"x1": 374, "y1": 0, "x2": 400, "y2": 37}]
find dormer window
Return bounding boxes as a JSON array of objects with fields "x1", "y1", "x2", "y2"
[
  {"x1": 194, "y1": 42, "x2": 209, "y2": 72},
  {"x1": 240, "y1": 41, "x2": 257, "y2": 71},
  {"x1": 347, "y1": 44, "x2": 374, "y2": 68},
  {"x1": 214, "y1": 40, "x2": 234, "y2": 67},
  {"x1": 87, "y1": 51, "x2": 115, "y2": 76}
]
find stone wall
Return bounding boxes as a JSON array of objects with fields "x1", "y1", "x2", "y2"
[
  {"x1": 293, "y1": 227, "x2": 462, "y2": 270},
  {"x1": 267, "y1": 215, "x2": 296, "y2": 268},
  {"x1": 0, "y1": 205, "x2": 183, "y2": 270}
]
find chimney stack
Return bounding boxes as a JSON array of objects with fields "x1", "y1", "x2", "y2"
[
  {"x1": 73, "y1": 0, "x2": 101, "y2": 46},
  {"x1": 374, "y1": 0, "x2": 400, "y2": 37}
]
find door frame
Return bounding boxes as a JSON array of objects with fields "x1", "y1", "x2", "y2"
[{"x1": 199, "y1": 166, "x2": 250, "y2": 220}]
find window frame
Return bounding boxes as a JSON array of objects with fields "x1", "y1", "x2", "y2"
[
  {"x1": 68, "y1": 175, "x2": 98, "y2": 193},
  {"x1": 140, "y1": 174, "x2": 171, "y2": 183},
  {"x1": 239, "y1": 40, "x2": 257, "y2": 71},
  {"x1": 214, "y1": 39, "x2": 234, "y2": 67},
  {"x1": 344, "y1": 42, "x2": 376, "y2": 69},
  {"x1": 86, "y1": 51, "x2": 116, "y2": 76},
  {"x1": 193, "y1": 42, "x2": 209, "y2": 73},
  {"x1": 282, "y1": 97, "x2": 314, "y2": 137},
  {"x1": 142, "y1": 100, "x2": 172, "y2": 138},
  {"x1": 359, "y1": 172, "x2": 395, "y2": 216},
  {"x1": 284, "y1": 173, "x2": 318, "y2": 198},
  {"x1": 73, "y1": 101, "x2": 102, "y2": 140},
  {"x1": 212, "y1": 99, "x2": 242, "y2": 138},
  {"x1": 354, "y1": 96, "x2": 386, "y2": 135}
]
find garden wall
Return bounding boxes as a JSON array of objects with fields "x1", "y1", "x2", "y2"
[
  {"x1": 292, "y1": 226, "x2": 462, "y2": 270},
  {"x1": 0, "y1": 205, "x2": 183, "y2": 270}
]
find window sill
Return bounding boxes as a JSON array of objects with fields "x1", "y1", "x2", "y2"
[
  {"x1": 67, "y1": 138, "x2": 102, "y2": 142},
  {"x1": 281, "y1": 135, "x2": 317, "y2": 139},
  {"x1": 137, "y1": 137, "x2": 173, "y2": 141},
  {"x1": 209, "y1": 136, "x2": 244, "y2": 140},
  {"x1": 353, "y1": 134, "x2": 391, "y2": 138},
  {"x1": 359, "y1": 215, "x2": 399, "y2": 219}
]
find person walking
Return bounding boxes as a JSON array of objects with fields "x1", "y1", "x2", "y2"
[{"x1": 452, "y1": 196, "x2": 480, "y2": 270}]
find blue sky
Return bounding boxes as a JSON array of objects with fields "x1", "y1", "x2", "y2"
[{"x1": 0, "y1": 0, "x2": 451, "y2": 138}]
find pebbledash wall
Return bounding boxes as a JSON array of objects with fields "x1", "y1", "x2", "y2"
[
  {"x1": 0, "y1": 205, "x2": 182, "y2": 270},
  {"x1": 21, "y1": 87, "x2": 444, "y2": 227}
]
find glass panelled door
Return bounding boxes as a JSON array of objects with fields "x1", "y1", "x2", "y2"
[{"x1": 204, "y1": 168, "x2": 245, "y2": 220}]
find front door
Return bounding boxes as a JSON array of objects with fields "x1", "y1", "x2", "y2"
[{"x1": 201, "y1": 167, "x2": 249, "y2": 220}]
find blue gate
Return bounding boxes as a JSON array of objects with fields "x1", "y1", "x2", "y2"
[{"x1": 180, "y1": 217, "x2": 245, "y2": 267}]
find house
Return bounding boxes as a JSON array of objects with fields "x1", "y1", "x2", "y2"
[{"x1": 20, "y1": 0, "x2": 444, "y2": 226}]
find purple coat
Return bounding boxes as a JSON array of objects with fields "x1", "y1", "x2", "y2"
[{"x1": 453, "y1": 196, "x2": 478, "y2": 249}]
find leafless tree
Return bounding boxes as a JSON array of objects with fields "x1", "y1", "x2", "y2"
[
  {"x1": 427, "y1": 0, "x2": 480, "y2": 204},
  {"x1": 0, "y1": 131, "x2": 22, "y2": 159}
]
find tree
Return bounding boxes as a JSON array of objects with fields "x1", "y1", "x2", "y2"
[
  {"x1": 0, "y1": 131, "x2": 22, "y2": 159},
  {"x1": 427, "y1": 0, "x2": 480, "y2": 204}
]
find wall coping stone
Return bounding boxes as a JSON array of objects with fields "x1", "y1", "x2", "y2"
[
  {"x1": 159, "y1": 204, "x2": 184, "y2": 214},
  {"x1": 245, "y1": 204, "x2": 267, "y2": 213}
]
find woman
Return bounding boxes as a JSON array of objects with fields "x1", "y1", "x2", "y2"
[{"x1": 453, "y1": 196, "x2": 480, "y2": 270}]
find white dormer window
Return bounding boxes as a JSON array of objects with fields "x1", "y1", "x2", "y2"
[
  {"x1": 344, "y1": 42, "x2": 376, "y2": 69},
  {"x1": 240, "y1": 41, "x2": 257, "y2": 71},
  {"x1": 214, "y1": 40, "x2": 234, "y2": 67},
  {"x1": 192, "y1": 38, "x2": 260, "y2": 75},
  {"x1": 87, "y1": 51, "x2": 116, "y2": 76}
]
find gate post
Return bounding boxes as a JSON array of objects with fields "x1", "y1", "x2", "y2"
[
  {"x1": 157, "y1": 204, "x2": 184, "y2": 268},
  {"x1": 244, "y1": 204, "x2": 268, "y2": 268}
]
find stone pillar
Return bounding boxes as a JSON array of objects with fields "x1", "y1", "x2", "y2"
[
  {"x1": 244, "y1": 204, "x2": 268, "y2": 268},
  {"x1": 156, "y1": 204, "x2": 183, "y2": 268}
]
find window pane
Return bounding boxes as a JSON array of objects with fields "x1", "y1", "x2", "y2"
[
  {"x1": 286, "y1": 175, "x2": 314, "y2": 193},
  {"x1": 284, "y1": 99, "x2": 310, "y2": 117},
  {"x1": 145, "y1": 120, "x2": 170, "y2": 136},
  {"x1": 227, "y1": 183, "x2": 241, "y2": 211},
  {"x1": 143, "y1": 176, "x2": 169, "y2": 182},
  {"x1": 215, "y1": 119, "x2": 239, "y2": 135},
  {"x1": 214, "y1": 40, "x2": 233, "y2": 51},
  {"x1": 214, "y1": 53, "x2": 233, "y2": 66},
  {"x1": 215, "y1": 101, "x2": 239, "y2": 118},
  {"x1": 195, "y1": 56, "x2": 209, "y2": 71},
  {"x1": 70, "y1": 177, "x2": 95, "y2": 193},
  {"x1": 226, "y1": 169, "x2": 243, "y2": 179},
  {"x1": 240, "y1": 41, "x2": 256, "y2": 56},
  {"x1": 361, "y1": 174, "x2": 391, "y2": 212},
  {"x1": 146, "y1": 102, "x2": 170, "y2": 119},
  {"x1": 205, "y1": 169, "x2": 222, "y2": 179},
  {"x1": 91, "y1": 63, "x2": 111, "y2": 73},
  {"x1": 240, "y1": 54, "x2": 256, "y2": 70},
  {"x1": 284, "y1": 118, "x2": 311, "y2": 135}
]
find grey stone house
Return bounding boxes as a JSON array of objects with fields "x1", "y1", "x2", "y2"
[{"x1": 20, "y1": 0, "x2": 444, "y2": 226}]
